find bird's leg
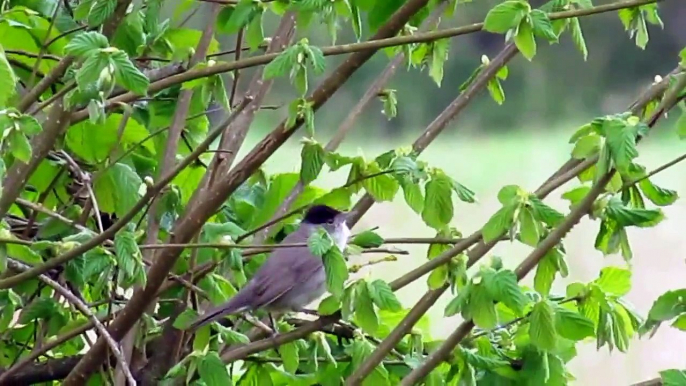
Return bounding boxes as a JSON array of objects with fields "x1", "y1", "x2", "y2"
[{"x1": 268, "y1": 313, "x2": 282, "y2": 356}]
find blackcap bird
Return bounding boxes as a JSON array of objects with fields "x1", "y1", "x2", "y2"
[{"x1": 187, "y1": 205, "x2": 351, "y2": 330}]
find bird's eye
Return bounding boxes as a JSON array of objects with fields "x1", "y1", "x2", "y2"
[{"x1": 327, "y1": 218, "x2": 335, "y2": 224}]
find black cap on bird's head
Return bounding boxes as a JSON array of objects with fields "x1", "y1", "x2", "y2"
[{"x1": 302, "y1": 205, "x2": 347, "y2": 225}]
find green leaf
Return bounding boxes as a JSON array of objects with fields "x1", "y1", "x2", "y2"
[
  {"x1": 470, "y1": 284, "x2": 498, "y2": 329},
  {"x1": 483, "y1": 269, "x2": 528, "y2": 315},
  {"x1": 518, "y1": 207, "x2": 539, "y2": 247},
  {"x1": 19, "y1": 298, "x2": 59, "y2": 324},
  {"x1": 88, "y1": 0, "x2": 117, "y2": 26},
  {"x1": 514, "y1": 20, "x2": 537, "y2": 61},
  {"x1": 605, "y1": 198, "x2": 663, "y2": 228},
  {"x1": 534, "y1": 248, "x2": 564, "y2": 296},
  {"x1": 487, "y1": 78, "x2": 506, "y2": 105},
  {"x1": 245, "y1": 9, "x2": 265, "y2": 51},
  {"x1": 571, "y1": 134, "x2": 601, "y2": 159},
  {"x1": 0, "y1": 50, "x2": 18, "y2": 108},
  {"x1": 65, "y1": 31, "x2": 109, "y2": 57},
  {"x1": 445, "y1": 286, "x2": 471, "y2": 317},
  {"x1": 264, "y1": 47, "x2": 297, "y2": 80},
  {"x1": 647, "y1": 289, "x2": 686, "y2": 322},
  {"x1": 368, "y1": 280, "x2": 402, "y2": 311},
  {"x1": 318, "y1": 295, "x2": 341, "y2": 315},
  {"x1": 422, "y1": 174, "x2": 454, "y2": 229},
  {"x1": 401, "y1": 181, "x2": 424, "y2": 214},
  {"x1": 429, "y1": 39, "x2": 450, "y2": 86},
  {"x1": 450, "y1": 178, "x2": 476, "y2": 203},
  {"x1": 362, "y1": 162, "x2": 399, "y2": 202},
  {"x1": 173, "y1": 309, "x2": 200, "y2": 330},
  {"x1": 198, "y1": 352, "x2": 231, "y2": 386},
  {"x1": 300, "y1": 141, "x2": 326, "y2": 184},
  {"x1": 308, "y1": 228, "x2": 334, "y2": 256},
  {"x1": 529, "y1": 300, "x2": 557, "y2": 351},
  {"x1": 110, "y1": 51, "x2": 149, "y2": 95},
  {"x1": 94, "y1": 163, "x2": 143, "y2": 218},
  {"x1": 594, "y1": 266, "x2": 631, "y2": 296},
  {"x1": 528, "y1": 196, "x2": 565, "y2": 226},
  {"x1": 660, "y1": 369, "x2": 686, "y2": 386},
  {"x1": 221, "y1": 0, "x2": 259, "y2": 34},
  {"x1": 351, "y1": 230, "x2": 384, "y2": 248},
  {"x1": 529, "y1": 9, "x2": 558, "y2": 42},
  {"x1": 638, "y1": 178, "x2": 678, "y2": 206},
  {"x1": 555, "y1": 306, "x2": 595, "y2": 341},
  {"x1": 280, "y1": 340, "x2": 300, "y2": 374},
  {"x1": 75, "y1": 52, "x2": 111, "y2": 91},
  {"x1": 355, "y1": 281, "x2": 379, "y2": 335},
  {"x1": 482, "y1": 202, "x2": 518, "y2": 242},
  {"x1": 8, "y1": 130, "x2": 32, "y2": 163},
  {"x1": 322, "y1": 247, "x2": 348, "y2": 298},
  {"x1": 604, "y1": 119, "x2": 639, "y2": 174},
  {"x1": 483, "y1": 0, "x2": 530, "y2": 33},
  {"x1": 569, "y1": 17, "x2": 588, "y2": 60}
]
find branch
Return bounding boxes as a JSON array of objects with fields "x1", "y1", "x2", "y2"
[
  {"x1": 67, "y1": 0, "x2": 660, "y2": 124},
  {"x1": 5, "y1": 259, "x2": 136, "y2": 386},
  {"x1": 0, "y1": 98, "x2": 252, "y2": 290},
  {"x1": 400, "y1": 69, "x2": 686, "y2": 386}
]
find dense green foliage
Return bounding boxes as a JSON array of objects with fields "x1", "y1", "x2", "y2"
[{"x1": 0, "y1": 0, "x2": 684, "y2": 385}]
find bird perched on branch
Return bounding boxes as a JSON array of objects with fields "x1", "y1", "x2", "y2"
[{"x1": 187, "y1": 205, "x2": 351, "y2": 330}]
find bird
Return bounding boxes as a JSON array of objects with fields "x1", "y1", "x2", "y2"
[{"x1": 186, "y1": 204, "x2": 351, "y2": 331}]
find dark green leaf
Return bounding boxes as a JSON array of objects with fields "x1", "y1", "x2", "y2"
[
  {"x1": 530, "y1": 9, "x2": 558, "y2": 42},
  {"x1": 605, "y1": 198, "x2": 663, "y2": 228},
  {"x1": 362, "y1": 162, "x2": 399, "y2": 202},
  {"x1": 569, "y1": 17, "x2": 588, "y2": 60},
  {"x1": 483, "y1": 269, "x2": 528, "y2": 315},
  {"x1": 529, "y1": 196, "x2": 565, "y2": 226},
  {"x1": 8, "y1": 130, "x2": 31, "y2": 163},
  {"x1": 450, "y1": 178, "x2": 476, "y2": 203}
]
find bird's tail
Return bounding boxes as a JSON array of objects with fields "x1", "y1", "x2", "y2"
[{"x1": 186, "y1": 291, "x2": 251, "y2": 331}]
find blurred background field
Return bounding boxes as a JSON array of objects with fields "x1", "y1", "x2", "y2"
[{"x1": 173, "y1": 0, "x2": 686, "y2": 384}]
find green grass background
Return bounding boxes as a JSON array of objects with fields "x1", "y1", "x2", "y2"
[{"x1": 235, "y1": 125, "x2": 686, "y2": 385}]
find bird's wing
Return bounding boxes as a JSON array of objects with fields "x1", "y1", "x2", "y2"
[{"x1": 250, "y1": 232, "x2": 322, "y2": 309}]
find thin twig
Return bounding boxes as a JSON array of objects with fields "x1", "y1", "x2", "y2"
[{"x1": 5, "y1": 259, "x2": 136, "y2": 386}]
